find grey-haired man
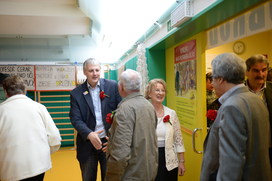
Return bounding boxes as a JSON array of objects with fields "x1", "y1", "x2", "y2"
[
  {"x1": 200, "y1": 53, "x2": 271, "y2": 181},
  {"x1": 105, "y1": 69, "x2": 158, "y2": 181}
]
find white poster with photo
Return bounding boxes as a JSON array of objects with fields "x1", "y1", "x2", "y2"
[{"x1": 0, "y1": 65, "x2": 35, "y2": 90}]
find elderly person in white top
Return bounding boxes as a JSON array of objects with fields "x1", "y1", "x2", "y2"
[
  {"x1": 145, "y1": 78, "x2": 186, "y2": 181},
  {"x1": 0, "y1": 75, "x2": 61, "y2": 181}
]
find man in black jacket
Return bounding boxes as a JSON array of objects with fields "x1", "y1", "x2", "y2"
[{"x1": 69, "y1": 58, "x2": 122, "y2": 181}]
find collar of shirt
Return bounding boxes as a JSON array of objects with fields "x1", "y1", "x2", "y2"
[
  {"x1": 86, "y1": 80, "x2": 100, "y2": 91},
  {"x1": 245, "y1": 79, "x2": 266, "y2": 93},
  {"x1": 219, "y1": 83, "x2": 245, "y2": 105}
]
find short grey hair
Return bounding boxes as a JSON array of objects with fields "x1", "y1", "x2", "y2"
[
  {"x1": 212, "y1": 53, "x2": 246, "y2": 84},
  {"x1": 246, "y1": 54, "x2": 269, "y2": 71},
  {"x1": 83, "y1": 58, "x2": 101, "y2": 70},
  {"x1": 119, "y1": 69, "x2": 142, "y2": 91}
]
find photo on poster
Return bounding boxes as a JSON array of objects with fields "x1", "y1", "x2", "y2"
[{"x1": 175, "y1": 59, "x2": 196, "y2": 98}]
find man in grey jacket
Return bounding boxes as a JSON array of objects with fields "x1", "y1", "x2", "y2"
[
  {"x1": 200, "y1": 53, "x2": 271, "y2": 181},
  {"x1": 105, "y1": 69, "x2": 158, "y2": 181}
]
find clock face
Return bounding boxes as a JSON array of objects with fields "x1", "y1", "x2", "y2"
[{"x1": 233, "y1": 41, "x2": 245, "y2": 54}]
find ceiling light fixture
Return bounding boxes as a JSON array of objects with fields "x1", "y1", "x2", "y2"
[
  {"x1": 154, "y1": 21, "x2": 161, "y2": 27},
  {"x1": 134, "y1": 41, "x2": 140, "y2": 46}
]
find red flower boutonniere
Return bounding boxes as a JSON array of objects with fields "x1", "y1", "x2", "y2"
[
  {"x1": 106, "y1": 111, "x2": 115, "y2": 124},
  {"x1": 206, "y1": 109, "x2": 217, "y2": 126},
  {"x1": 163, "y1": 115, "x2": 172, "y2": 125},
  {"x1": 100, "y1": 90, "x2": 109, "y2": 100}
]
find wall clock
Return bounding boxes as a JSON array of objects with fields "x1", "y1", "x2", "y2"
[{"x1": 233, "y1": 41, "x2": 245, "y2": 54}]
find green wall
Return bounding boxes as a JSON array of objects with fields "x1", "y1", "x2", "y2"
[
  {"x1": 40, "y1": 91, "x2": 73, "y2": 147},
  {"x1": 146, "y1": 49, "x2": 166, "y2": 105},
  {"x1": 125, "y1": 56, "x2": 138, "y2": 70},
  {"x1": 146, "y1": 49, "x2": 166, "y2": 80},
  {"x1": 105, "y1": 70, "x2": 118, "y2": 81},
  {"x1": 104, "y1": 55, "x2": 138, "y2": 82},
  {"x1": 122, "y1": 50, "x2": 167, "y2": 105}
]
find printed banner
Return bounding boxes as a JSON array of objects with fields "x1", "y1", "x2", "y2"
[
  {"x1": 206, "y1": 1, "x2": 272, "y2": 49},
  {"x1": 174, "y1": 40, "x2": 197, "y2": 130},
  {"x1": 35, "y1": 65, "x2": 76, "y2": 91},
  {"x1": 175, "y1": 39, "x2": 196, "y2": 63}
]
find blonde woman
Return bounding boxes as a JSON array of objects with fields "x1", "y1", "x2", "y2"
[{"x1": 145, "y1": 79, "x2": 186, "y2": 181}]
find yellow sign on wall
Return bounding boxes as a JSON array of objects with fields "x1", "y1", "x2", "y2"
[
  {"x1": 166, "y1": 32, "x2": 207, "y2": 181},
  {"x1": 174, "y1": 39, "x2": 197, "y2": 130}
]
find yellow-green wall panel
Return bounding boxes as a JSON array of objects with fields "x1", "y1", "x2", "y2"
[{"x1": 165, "y1": 32, "x2": 207, "y2": 181}]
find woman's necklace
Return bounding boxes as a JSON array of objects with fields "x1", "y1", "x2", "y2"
[
  {"x1": 156, "y1": 107, "x2": 164, "y2": 115},
  {"x1": 157, "y1": 109, "x2": 165, "y2": 124}
]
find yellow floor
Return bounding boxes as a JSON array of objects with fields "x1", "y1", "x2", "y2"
[{"x1": 44, "y1": 148, "x2": 101, "y2": 181}]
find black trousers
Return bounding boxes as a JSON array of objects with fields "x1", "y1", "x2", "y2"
[
  {"x1": 20, "y1": 173, "x2": 45, "y2": 181},
  {"x1": 79, "y1": 138, "x2": 107, "y2": 181},
  {"x1": 155, "y1": 147, "x2": 178, "y2": 181}
]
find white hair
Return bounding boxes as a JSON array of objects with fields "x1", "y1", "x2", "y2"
[
  {"x1": 212, "y1": 53, "x2": 246, "y2": 84},
  {"x1": 119, "y1": 69, "x2": 142, "y2": 91}
]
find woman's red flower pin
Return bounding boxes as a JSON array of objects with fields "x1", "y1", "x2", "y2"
[
  {"x1": 163, "y1": 115, "x2": 172, "y2": 125},
  {"x1": 100, "y1": 90, "x2": 109, "y2": 100},
  {"x1": 106, "y1": 111, "x2": 115, "y2": 124}
]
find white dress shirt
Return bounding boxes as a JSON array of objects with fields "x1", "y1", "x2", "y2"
[{"x1": 87, "y1": 81, "x2": 106, "y2": 138}]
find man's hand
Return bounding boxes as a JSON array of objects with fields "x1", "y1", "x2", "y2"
[
  {"x1": 87, "y1": 130, "x2": 104, "y2": 150},
  {"x1": 102, "y1": 136, "x2": 109, "y2": 153}
]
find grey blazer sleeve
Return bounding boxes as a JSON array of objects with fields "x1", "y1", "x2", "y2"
[{"x1": 217, "y1": 105, "x2": 247, "y2": 181}]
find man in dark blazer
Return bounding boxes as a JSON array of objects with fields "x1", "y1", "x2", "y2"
[
  {"x1": 245, "y1": 54, "x2": 272, "y2": 167},
  {"x1": 69, "y1": 58, "x2": 122, "y2": 181},
  {"x1": 200, "y1": 53, "x2": 272, "y2": 181}
]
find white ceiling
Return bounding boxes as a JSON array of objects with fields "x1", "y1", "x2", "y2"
[
  {"x1": 0, "y1": 0, "x2": 177, "y2": 64},
  {"x1": 79, "y1": 0, "x2": 176, "y2": 63}
]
